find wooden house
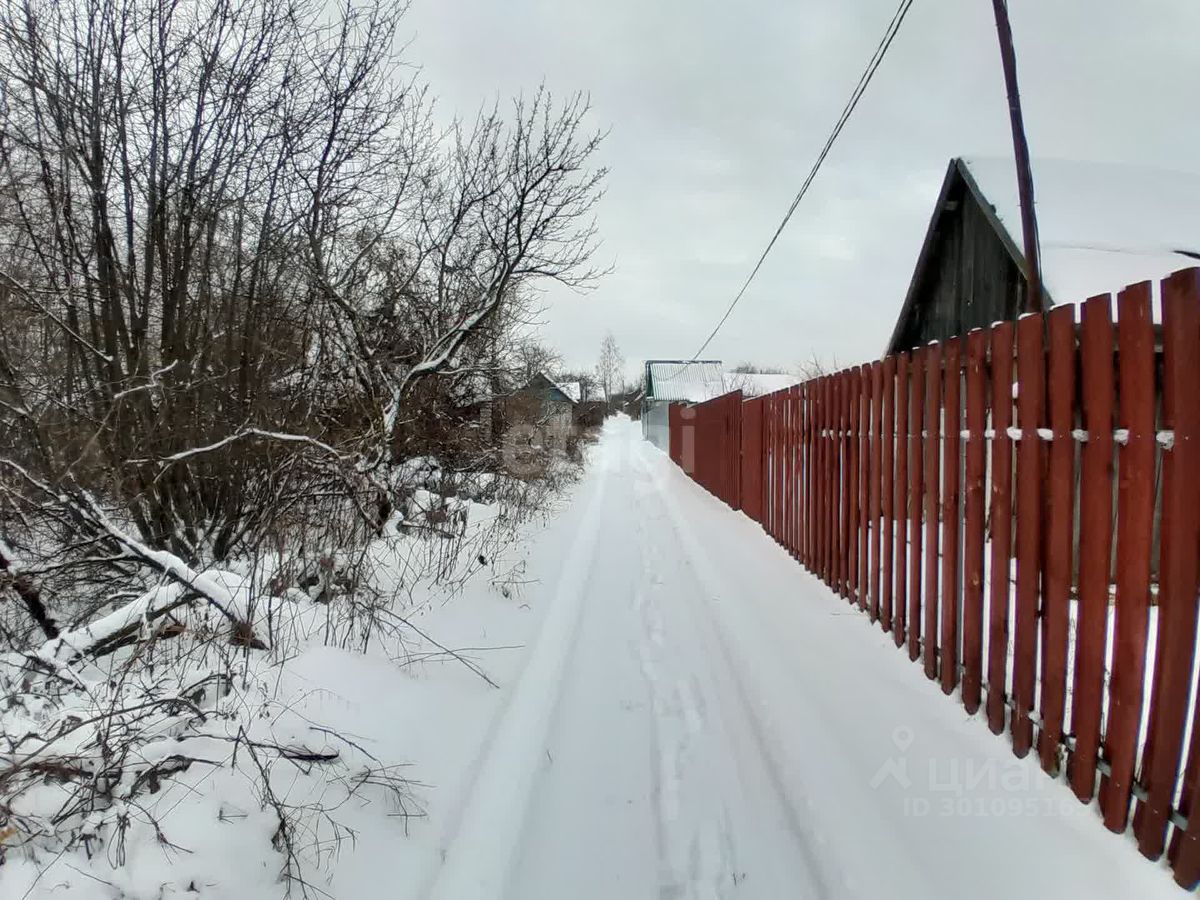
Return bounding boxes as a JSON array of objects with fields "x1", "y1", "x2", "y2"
[{"x1": 886, "y1": 157, "x2": 1200, "y2": 355}]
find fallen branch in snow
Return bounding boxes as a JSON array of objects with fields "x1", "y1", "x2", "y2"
[
  {"x1": 380, "y1": 607, "x2": 499, "y2": 689},
  {"x1": 71, "y1": 491, "x2": 264, "y2": 649},
  {"x1": 42, "y1": 588, "x2": 198, "y2": 664}
]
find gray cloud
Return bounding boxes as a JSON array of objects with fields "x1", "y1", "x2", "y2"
[{"x1": 404, "y1": 0, "x2": 1200, "y2": 379}]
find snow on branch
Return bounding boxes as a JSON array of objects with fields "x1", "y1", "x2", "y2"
[
  {"x1": 141, "y1": 428, "x2": 348, "y2": 467},
  {"x1": 69, "y1": 492, "x2": 262, "y2": 648}
]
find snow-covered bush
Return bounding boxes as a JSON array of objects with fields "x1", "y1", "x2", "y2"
[
  {"x1": 0, "y1": 446, "x2": 584, "y2": 895},
  {"x1": 0, "y1": 0, "x2": 603, "y2": 890}
]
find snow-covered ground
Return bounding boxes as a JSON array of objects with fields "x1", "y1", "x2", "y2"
[
  {"x1": 6, "y1": 416, "x2": 1181, "y2": 899},
  {"x1": 420, "y1": 416, "x2": 1180, "y2": 899}
]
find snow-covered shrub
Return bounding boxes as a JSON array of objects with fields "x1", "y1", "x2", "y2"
[{"x1": 0, "y1": 0, "x2": 603, "y2": 891}]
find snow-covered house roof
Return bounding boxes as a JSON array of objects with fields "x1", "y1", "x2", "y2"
[
  {"x1": 523, "y1": 373, "x2": 575, "y2": 406},
  {"x1": 962, "y1": 156, "x2": 1200, "y2": 306},
  {"x1": 886, "y1": 156, "x2": 1200, "y2": 354},
  {"x1": 556, "y1": 381, "x2": 582, "y2": 404},
  {"x1": 724, "y1": 371, "x2": 801, "y2": 397},
  {"x1": 644, "y1": 360, "x2": 727, "y2": 403},
  {"x1": 553, "y1": 380, "x2": 608, "y2": 404}
]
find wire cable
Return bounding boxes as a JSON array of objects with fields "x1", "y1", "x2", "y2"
[{"x1": 691, "y1": 0, "x2": 916, "y2": 359}]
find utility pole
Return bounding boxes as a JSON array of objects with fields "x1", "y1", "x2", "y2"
[{"x1": 991, "y1": 0, "x2": 1043, "y2": 313}]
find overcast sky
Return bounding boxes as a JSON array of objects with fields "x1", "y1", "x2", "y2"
[{"x1": 402, "y1": 1, "x2": 1200, "y2": 381}]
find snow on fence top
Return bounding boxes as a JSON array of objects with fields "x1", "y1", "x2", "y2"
[{"x1": 963, "y1": 156, "x2": 1200, "y2": 306}]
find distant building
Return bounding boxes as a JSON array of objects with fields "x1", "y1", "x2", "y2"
[
  {"x1": 886, "y1": 157, "x2": 1200, "y2": 355},
  {"x1": 507, "y1": 373, "x2": 609, "y2": 438},
  {"x1": 510, "y1": 373, "x2": 576, "y2": 432},
  {"x1": 555, "y1": 381, "x2": 607, "y2": 405},
  {"x1": 641, "y1": 360, "x2": 726, "y2": 451}
]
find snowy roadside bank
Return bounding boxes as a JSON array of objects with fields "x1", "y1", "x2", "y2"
[{"x1": 1, "y1": 447, "x2": 596, "y2": 899}]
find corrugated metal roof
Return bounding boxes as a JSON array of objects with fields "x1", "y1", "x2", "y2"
[{"x1": 645, "y1": 360, "x2": 726, "y2": 403}]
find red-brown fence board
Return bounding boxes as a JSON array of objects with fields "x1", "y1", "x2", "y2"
[
  {"x1": 792, "y1": 387, "x2": 801, "y2": 553},
  {"x1": 986, "y1": 321, "x2": 1015, "y2": 736},
  {"x1": 822, "y1": 376, "x2": 832, "y2": 585},
  {"x1": 881, "y1": 356, "x2": 897, "y2": 633},
  {"x1": 803, "y1": 384, "x2": 811, "y2": 563},
  {"x1": 658, "y1": 267, "x2": 1200, "y2": 888},
  {"x1": 786, "y1": 388, "x2": 795, "y2": 552},
  {"x1": 779, "y1": 389, "x2": 786, "y2": 537},
  {"x1": 669, "y1": 403, "x2": 681, "y2": 467},
  {"x1": 790, "y1": 386, "x2": 796, "y2": 547},
  {"x1": 772, "y1": 392, "x2": 780, "y2": 540},
  {"x1": 798, "y1": 385, "x2": 806, "y2": 558},
  {"x1": 780, "y1": 388, "x2": 786, "y2": 538},
  {"x1": 894, "y1": 353, "x2": 910, "y2": 648},
  {"x1": 1136, "y1": 271, "x2": 1200, "y2": 861},
  {"x1": 859, "y1": 366, "x2": 872, "y2": 613},
  {"x1": 805, "y1": 381, "x2": 815, "y2": 568},
  {"x1": 1136, "y1": 330, "x2": 1174, "y2": 849},
  {"x1": 1068, "y1": 295, "x2": 1116, "y2": 802},
  {"x1": 741, "y1": 396, "x2": 764, "y2": 524},
  {"x1": 1012, "y1": 313, "x2": 1045, "y2": 758},
  {"x1": 780, "y1": 389, "x2": 787, "y2": 537},
  {"x1": 821, "y1": 376, "x2": 828, "y2": 575},
  {"x1": 764, "y1": 393, "x2": 772, "y2": 529},
  {"x1": 869, "y1": 361, "x2": 883, "y2": 622},
  {"x1": 940, "y1": 337, "x2": 961, "y2": 695},
  {"x1": 924, "y1": 343, "x2": 942, "y2": 681},
  {"x1": 1100, "y1": 283, "x2": 1156, "y2": 833},
  {"x1": 1166, "y1": 271, "x2": 1200, "y2": 878},
  {"x1": 1166, "y1": 281, "x2": 1200, "y2": 889},
  {"x1": 815, "y1": 378, "x2": 826, "y2": 580},
  {"x1": 1038, "y1": 305, "x2": 1077, "y2": 773},
  {"x1": 848, "y1": 369, "x2": 862, "y2": 604},
  {"x1": 827, "y1": 374, "x2": 838, "y2": 590},
  {"x1": 764, "y1": 394, "x2": 772, "y2": 536},
  {"x1": 908, "y1": 349, "x2": 925, "y2": 663},
  {"x1": 731, "y1": 392, "x2": 743, "y2": 508},
  {"x1": 776, "y1": 389, "x2": 785, "y2": 542},
  {"x1": 844, "y1": 374, "x2": 854, "y2": 600},
  {"x1": 962, "y1": 329, "x2": 987, "y2": 714},
  {"x1": 792, "y1": 386, "x2": 802, "y2": 557}
]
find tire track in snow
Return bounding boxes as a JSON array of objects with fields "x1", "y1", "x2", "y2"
[
  {"x1": 629, "y1": 443, "x2": 835, "y2": 898},
  {"x1": 422, "y1": 449, "x2": 612, "y2": 900},
  {"x1": 630, "y1": 444, "x2": 720, "y2": 897}
]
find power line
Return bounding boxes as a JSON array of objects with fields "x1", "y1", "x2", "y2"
[{"x1": 691, "y1": 0, "x2": 916, "y2": 360}]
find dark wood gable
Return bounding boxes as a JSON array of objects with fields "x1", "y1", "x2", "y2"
[
  {"x1": 886, "y1": 158, "x2": 1049, "y2": 355},
  {"x1": 524, "y1": 373, "x2": 574, "y2": 406}
]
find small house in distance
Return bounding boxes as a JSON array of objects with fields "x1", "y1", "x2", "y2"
[
  {"x1": 508, "y1": 373, "x2": 577, "y2": 431},
  {"x1": 886, "y1": 157, "x2": 1200, "y2": 354},
  {"x1": 641, "y1": 360, "x2": 726, "y2": 452}
]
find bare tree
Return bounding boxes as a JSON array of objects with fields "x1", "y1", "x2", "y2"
[
  {"x1": 0, "y1": 1, "x2": 605, "y2": 886},
  {"x1": 731, "y1": 362, "x2": 786, "y2": 374},
  {"x1": 595, "y1": 332, "x2": 624, "y2": 410},
  {"x1": 513, "y1": 338, "x2": 565, "y2": 387},
  {"x1": 794, "y1": 352, "x2": 839, "y2": 382},
  {"x1": 0, "y1": 0, "x2": 606, "y2": 567}
]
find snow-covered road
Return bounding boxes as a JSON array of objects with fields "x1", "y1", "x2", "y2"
[{"x1": 422, "y1": 416, "x2": 1177, "y2": 899}]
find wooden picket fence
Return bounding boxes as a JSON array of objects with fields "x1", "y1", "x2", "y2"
[{"x1": 668, "y1": 267, "x2": 1200, "y2": 889}]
